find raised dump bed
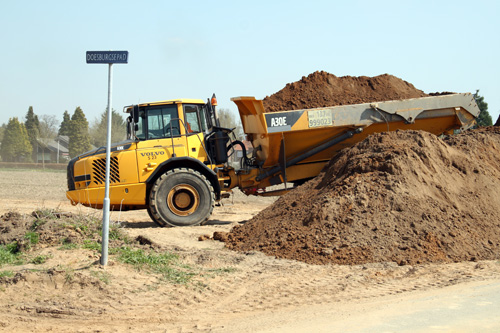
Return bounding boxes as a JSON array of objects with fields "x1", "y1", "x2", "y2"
[{"x1": 231, "y1": 93, "x2": 481, "y2": 188}]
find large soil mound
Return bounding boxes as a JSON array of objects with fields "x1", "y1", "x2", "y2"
[
  {"x1": 222, "y1": 128, "x2": 500, "y2": 265},
  {"x1": 262, "y1": 71, "x2": 428, "y2": 112}
]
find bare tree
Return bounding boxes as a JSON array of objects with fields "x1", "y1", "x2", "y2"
[
  {"x1": 38, "y1": 115, "x2": 59, "y2": 167},
  {"x1": 89, "y1": 109, "x2": 127, "y2": 147},
  {"x1": 217, "y1": 108, "x2": 244, "y2": 140}
]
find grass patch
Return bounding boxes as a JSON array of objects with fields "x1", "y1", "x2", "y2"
[
  {"x1": 30, "y1": 219, "x2": 47, "y2": 231},
  {"x1": 55, "y1": 218, "x2": 130, "y2": 252},
  {"x1": 32, "y1": 208, "x2": 61, "y2": 221},
  {"x1": 109, "y1": 225, "x2": 129, "y2": 242},
  {"x1": 98, "y1": 222, "x2": 131, "y2": 244},
  {"x1": 59, "y1": 241, "x2": 79, "y2": 250},
  {"x1": 0, "y1": 270, "x2": 14, "y2": 278},
  {"x1": 30, "y1": 254, "x2": 51, "y2": 265},
  {"x1": 207, "y1": 267, "x2": 237, "y2": 274},
  {"x1": 62, "y1": 216, "x2": 100, "y2": 238},
  {"x1": 116, "y1": 247, "x2": 193, "y2": 284},
  {"x1": 61, "y1": 215, "x2": 130, "y2": 243},
  {"x1": 90, "y1": 270, "x2": 111, "y2": 284},
  {"x1": 82, "y1": 240, "x2": 101, "y2": 251},
  {"x1": 0, "y1": 242, "x2": 24, "y2": 267},
  {"x1": 65, "y1": 271, "x2": 74, "y2": 283},
  {"x1": 24, "y1": 231, "x2": 39, "y2": 248},
  {"x1": 54, "y1": 265, "x2": 75, "y2": 284},
  {"x1": 31, "y1": 208, "x2": 68, "y2": 231}
]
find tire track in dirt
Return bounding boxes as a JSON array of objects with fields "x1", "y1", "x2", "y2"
[{"x1": 140, "y1": 246, "x2": 500, "y2": 323}]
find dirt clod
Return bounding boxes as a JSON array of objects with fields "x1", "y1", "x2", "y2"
[
  {"x1": 136, "y1": 235, "x2": 154, "y2": 246},
  {"x1": 213, "y1": 231, "x2": 229, "y2": 243},
  {"x1": 198, "y1": 234, "x2": 211, "y2": 241}
]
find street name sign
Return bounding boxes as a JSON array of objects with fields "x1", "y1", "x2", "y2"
[{"x1": 86, "y1": 51, "x2": 128, "y2": 64}]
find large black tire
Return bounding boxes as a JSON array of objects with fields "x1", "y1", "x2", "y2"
[{"x1": 148, "y1": 168, "x2": 215, "y2": 227}]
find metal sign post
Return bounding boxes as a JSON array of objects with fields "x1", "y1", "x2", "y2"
[{"x1": 86, "y1": 50, "x2": 128, "y2": 265}]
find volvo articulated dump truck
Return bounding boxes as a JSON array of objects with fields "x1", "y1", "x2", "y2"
[{"x1": 66, "y1": 93, "x2": 480, "y2": 227}]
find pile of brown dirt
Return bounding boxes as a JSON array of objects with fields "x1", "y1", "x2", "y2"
[
  {"x1": 262, "y1": 71, "x2": 428, "y2": 112},
  {"x1": 221, "y1": 128, "x2": 500, "y2": 265}
]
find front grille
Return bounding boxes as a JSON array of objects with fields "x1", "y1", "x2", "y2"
[{"x1": 92, "y1": 156, "x2": 120, "y2": 185}]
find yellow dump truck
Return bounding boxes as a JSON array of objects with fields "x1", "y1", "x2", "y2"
[{"x1": 66, "y1": 93, "x2": 480, "y2": 226}]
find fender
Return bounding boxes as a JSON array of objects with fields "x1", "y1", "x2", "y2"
[{"x1": 145, "y1": 157, "x2": 221, "y2": 200}]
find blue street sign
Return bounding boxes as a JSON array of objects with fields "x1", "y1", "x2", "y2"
[{"x1": 86, "y1": 51, "x2": 128, "y2": 64}]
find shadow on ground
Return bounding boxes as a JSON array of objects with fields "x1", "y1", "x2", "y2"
[{"x1": 119, "y1": 219, "x2": 238, "y2": 228}]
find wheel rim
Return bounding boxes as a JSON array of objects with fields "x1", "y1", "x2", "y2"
[{"x1": 167, "y1": 184, "x2": 200, "y2": 216}]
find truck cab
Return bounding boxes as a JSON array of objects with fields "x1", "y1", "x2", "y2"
[
  {"x1": 67, "y1": 96, "x2": 230, "y2": 227},
  {"x1": 128, "y1": 99, "x2": 211, "y2": 165}
]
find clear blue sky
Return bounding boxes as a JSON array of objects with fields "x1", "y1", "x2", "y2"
[{"x1": 1, "y1": 0, "x2": 498, "y2": 126}]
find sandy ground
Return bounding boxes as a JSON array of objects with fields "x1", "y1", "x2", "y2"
[{"x1": 0, "y1": 169, "x2": 499, "y2": 332}]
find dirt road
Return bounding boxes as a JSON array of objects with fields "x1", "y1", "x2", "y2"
[{"x1": 0, "y1": 169, "x2": 499, "y2": 332}]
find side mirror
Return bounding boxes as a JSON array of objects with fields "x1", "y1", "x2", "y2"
[{"x1": 133, "y1": 105, "x2": 140, "y2": 123}]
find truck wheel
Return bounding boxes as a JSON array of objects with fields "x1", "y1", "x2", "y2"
[{"x1": 148, "y1": 168, "x2": 215, "y2": 227}]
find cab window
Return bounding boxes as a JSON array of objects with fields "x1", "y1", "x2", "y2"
[
  {"x1": 135, "y1": 110, "x2": 146, "y2": 140},
  {"x1": 147, "y1": 105, "x2": 179, "y2": 139},
  {"x1": 184, "y1": 104, "x2": 207, "y2": 134}
]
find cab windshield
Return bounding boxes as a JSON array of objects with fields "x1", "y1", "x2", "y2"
[{"x1": 134, "y1": 105, "x2": 180, "y2": 140}]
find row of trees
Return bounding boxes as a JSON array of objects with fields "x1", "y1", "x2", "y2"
[
  {"x1": 0, "y1": 106, "x2": 126, "y2": 163},
  {"x1": 474, "y1": 90, "x2": 493, "y2": 127},
  {"x1": 0, "y1": 92, "x2": 494, "y2": 163}
]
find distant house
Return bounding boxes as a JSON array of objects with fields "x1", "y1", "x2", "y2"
[{"x1": 35, "y1": 135, "x2": 70, "y2": 163}]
